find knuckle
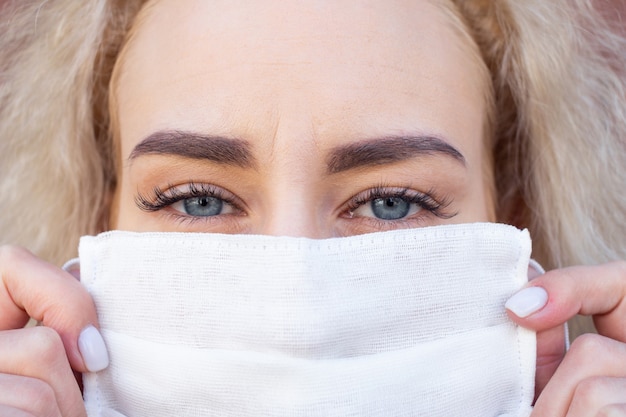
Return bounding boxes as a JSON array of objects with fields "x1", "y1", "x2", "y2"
[
  {"x1": 25, "y1": 327, "x2": 66, "y2": 364},
  {"x1": 572, "y1": 376, "x2": 611, "y2": 407},
  {"x1": 597, "y1": 403, "x2": 626, "y2": 417},
  {"x1": 0, "y1": 374, "x2": 59, "y2": 417},
  {"x1": 568, "y1": 333, "x2": 609, "y2": 359},
  {"x1": 21, "y1": 378, "x2": 58, "y2": 415}
]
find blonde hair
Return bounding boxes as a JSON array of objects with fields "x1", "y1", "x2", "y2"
[
  {"x1": 1, "y1": 0, "x2": 625, "y2": 271},
  {"x1": 451, "y1": 0, "x2": 626, "y2": 269}
]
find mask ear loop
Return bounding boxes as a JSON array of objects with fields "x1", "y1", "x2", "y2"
[
  {"x1": 62, "y1": 257, "x2": 81, "y2": 281},
  {"x1": 528, "y1": 259, "x2": 570, "y2": 351}
]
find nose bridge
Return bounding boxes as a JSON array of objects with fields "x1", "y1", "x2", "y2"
[
  {"x1": 257, "y1": 141, "x2": 331, "y2": 238},
  {"x1": 251, "y1": 95, "x2": 337, "y2": 238},
  {"x1": 261, "y1": 213, "x2": 323, "y2": 239},
  {"x1": 257, "y1": 175, "x2": 329, "y2": 239}
]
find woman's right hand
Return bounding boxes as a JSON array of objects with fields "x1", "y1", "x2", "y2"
[{"x1": 0, "y1": 245, "x2": 108, "y2": 417}]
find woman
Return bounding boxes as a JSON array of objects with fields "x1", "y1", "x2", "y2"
[{"x1": 1, "y1": 0, "x2": 626, "y2": 415}]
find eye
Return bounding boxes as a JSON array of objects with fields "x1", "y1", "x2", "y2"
[
  {"x1": 135, "y1": 182, "x2": 241, "y2": 218},
  {"x1": 171, "y1": 195, "x2": 235, "y2": 217},
  {"x1": 345, "y1": 186, "x2": 454, "y2": 222},
  {"x1": 355, "y1": 196, "x2": 420, "y2": 220}
]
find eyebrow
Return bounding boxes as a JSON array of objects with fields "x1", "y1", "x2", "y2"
[
  {"x1": 128, "y1": 130, "x2": 256, "y2": 168},
  {"x1": 326, "y1": 135, "x2": 465, "y2": 174}
]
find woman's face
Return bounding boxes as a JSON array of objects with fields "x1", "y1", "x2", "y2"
[{"x1": 111, "y1": 0, "x2": 494, "y2": 237}]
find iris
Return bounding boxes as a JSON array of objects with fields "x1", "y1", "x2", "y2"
[
  {"x1": 371, "y1": 197, "x2": 411, "y2": 220},
  {"x1": 183, "y1": 196, "x2": 224, "y2": 216}
]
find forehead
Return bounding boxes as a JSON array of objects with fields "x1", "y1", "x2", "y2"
[{"x1": 114, "y1": 0, "x2": 487, "y2": 158}]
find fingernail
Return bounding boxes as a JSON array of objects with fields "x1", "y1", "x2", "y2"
[
  {"x1": 505, "y1": 286, "x2": 549, "y2": 318},
  {"x1": 78, "y1": 325, "x2": 109, "y2": 372}
]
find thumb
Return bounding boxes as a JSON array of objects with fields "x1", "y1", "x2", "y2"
[
  {"x1": 0, "y1": 245, "x2": 109, "y2": 373},
  {"x1": 505, "y1": 264, "x2": 567, "y2": 398},
  {"x1": 505, "y1": 262, "x2": 626, "y2": 337},
  {"x1": 504, "y1": 262, "x2": 626, "y2": 396}
]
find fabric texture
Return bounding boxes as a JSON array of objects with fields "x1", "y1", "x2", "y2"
[{"x1": 78, "y1": 223, "x2": 535, "y2": 417}]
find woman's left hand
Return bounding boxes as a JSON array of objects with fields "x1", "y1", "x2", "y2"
[{"x1": 505, "y1": 261, "x2": 626, "y2": 417}]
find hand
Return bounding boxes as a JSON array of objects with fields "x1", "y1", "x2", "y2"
[
  {"x1": 506, "y1": 261, "x2": 626, "y2": 417},
  {"x1": 0, "y1": 245, "x2": 108, "y2": 417}
]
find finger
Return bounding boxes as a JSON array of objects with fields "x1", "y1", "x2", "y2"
[
  {"x1": 531, "y1": 334, "x2": 626, "y2": 417},
  {"x1": 0, "y1": 374, "x2": 62, "y2": 417},
  {"x1": 0, "y1": 327, "x2": 86, "y2": 417},
  {"x1": 505, "y1": 261, "x2": 626, "y2": 341},
  {"x1": 0, "y1": 405, "x2": 37, "y2": 417},
  {"x1": 534, "y1": 324, "x2": 566, "y2": 400},
  {"x1": 596, "y1": 403, "x2": 626, "y2": 417},
  {"x1": 0, "y1": 245, "x2": 108, "y2": 372},
  {"x1": 566, "y1": 377, "x2": 626, "y2": 417}
]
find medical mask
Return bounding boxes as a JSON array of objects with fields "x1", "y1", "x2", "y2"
[{"x1": 77, "y1": 223, "x2": 535, "y2": 417}]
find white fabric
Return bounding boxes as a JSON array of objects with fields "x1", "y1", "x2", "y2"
[{"x1": 78, "y1": 222, "x2": 535, "y2": 417}]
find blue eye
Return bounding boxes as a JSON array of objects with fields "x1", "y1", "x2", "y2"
[
  {"x1": 180, "y1": 196, "x2": 224, "y2": 217},
  {"x1": 354, "y1": 196, "x2": 420, "y2": 220},
  {"x1": 371, "y1": 197, "x2": 411, "y2": 220},
  {"x1": 171, "y1": 195, "x2": 236, "y2": 217},
  {"x1": 346, "y1": 187, "x2": 453, "y2": 222},
  {"x1": 136, "y1": 182, "x2": 239, "y2": 218}
]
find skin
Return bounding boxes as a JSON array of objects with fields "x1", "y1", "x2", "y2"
[
  {"x1": 112, "y1": 0, "x2": 492, "y2": 236},
  {"x1": 0, "y1": 1, "x2": 625, "y2": 416}
]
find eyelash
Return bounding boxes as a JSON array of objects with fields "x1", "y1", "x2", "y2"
[
  {"x1": 136, "y1": 182, "x2": 241, "y2": 213},
  {"x1": 135, "y1": 182, "x2": 456, "y2": 225},
  {"x1": 345, "y1": 186, "x2": 455, "y2": 220}
]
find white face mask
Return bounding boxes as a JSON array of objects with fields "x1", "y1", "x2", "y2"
[{"x1": 77, "y1": 223, "x2": 535, "y2": 417}]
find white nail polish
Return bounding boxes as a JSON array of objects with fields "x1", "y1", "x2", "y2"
[
  {"x1": 505, "y1": 286, "x2": 548, "y2": 318},
  {"x1": 78, "y1": 325, "x2": 110, "y2": 372}
]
